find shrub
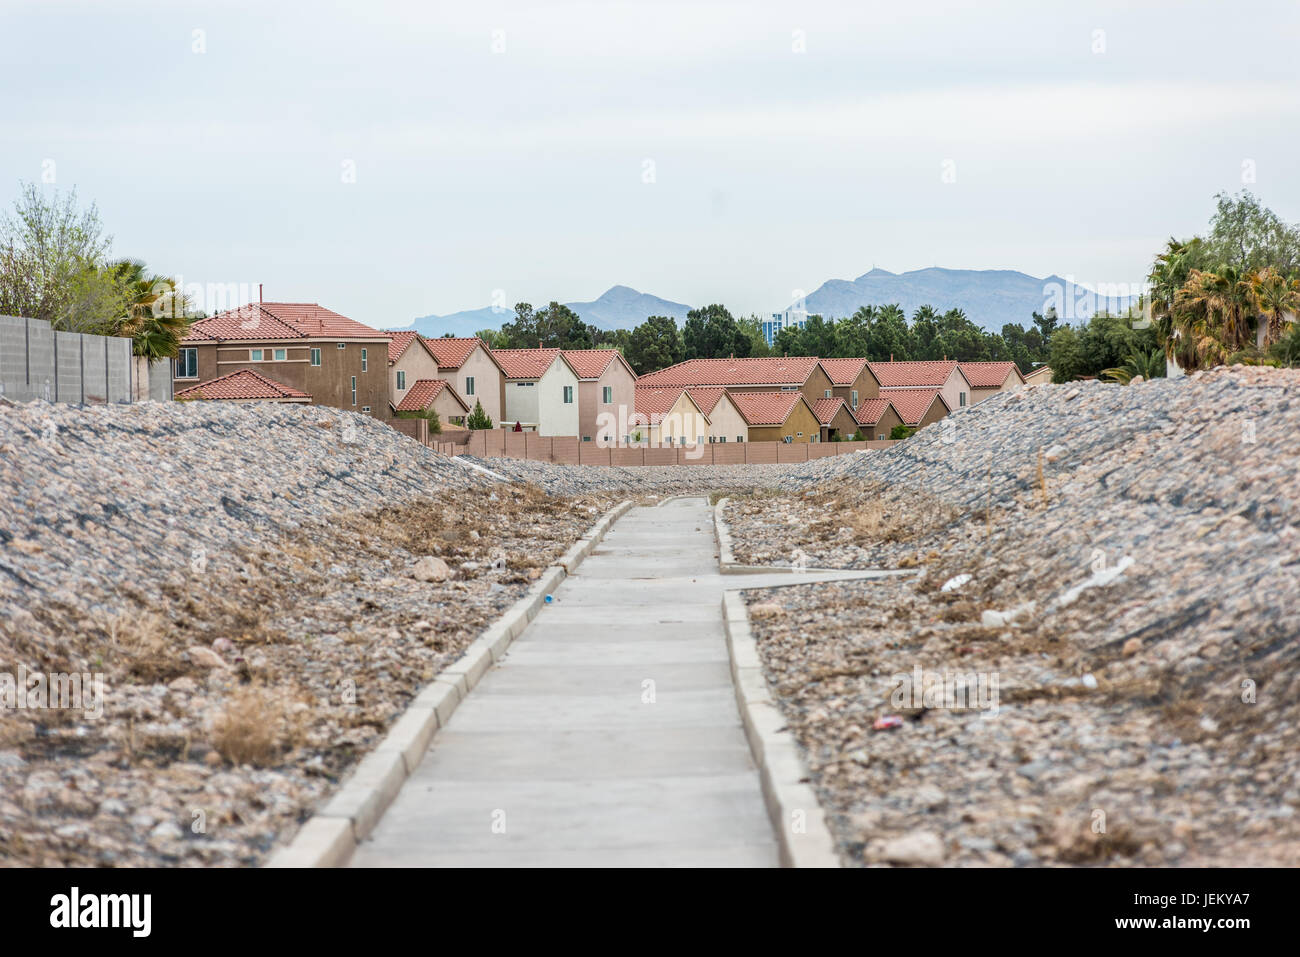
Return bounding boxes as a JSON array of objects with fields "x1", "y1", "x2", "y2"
[
  {"x1": 467, "y1": 400, "x2": 493, "y2": 430},
  {"x1": 396, "y1": 407, "x2": 442, "y2": 434},
  {"x1": 890, "y1": 424, "x2": 918, "y2": 440}
]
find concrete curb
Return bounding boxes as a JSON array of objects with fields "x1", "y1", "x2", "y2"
[
  {"x1": 721, "y1": 589, "x2": 841, "y2": 868},
  {"x1": 265, "y1": 498, "x2": 634, "y2": 868}
]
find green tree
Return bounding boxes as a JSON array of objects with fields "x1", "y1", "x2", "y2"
[
  {"x1": 109, "y1": 258, "x2": 194, "y2": 358},
  {"x1": 735, "y1": 315, "x2": 772, "y2": 357},
  {"x1": 397, "y1": 406, "x2": 442, "y2": 434},
  {"x1": 467, "y1": 399, "x2": 493, "y2": 430},
  {"x1": 1200, "y1": 190, "x2": 1300, "y2": 275},
  {"x1": 625, "y1": 315, "x2": 683, "y2": 373},
  {"x1": 682, "y1": 304, "x2": 745, "y2": 358},
  {"x1": 0, "y1": 182, "x2": 125, "y2": 333}
]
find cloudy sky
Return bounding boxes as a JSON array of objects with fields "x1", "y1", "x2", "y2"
[{"x1": 4, "y1": 0, "x2": 1298, "y2": 325}]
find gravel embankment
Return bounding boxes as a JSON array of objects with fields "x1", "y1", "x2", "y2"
[
  {"x1": 0, "y1": 400, "x2": 618, "y2": 866},
  {"x1": 730, "y1": 367, "x2": 1300, "y2": 867}
]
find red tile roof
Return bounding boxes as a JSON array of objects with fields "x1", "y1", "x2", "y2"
[
  {"x1": 394, "y1": 378, "x2": 468, "y2": 413},
  {"x1": 958, "y1": 361, "x2": 1022, "y2": 388},
  {"x1": 427, "y1": 337, "x2": 485, "y2": 370},
  {"x1": 633, "y1": 385, "x2": 706, "y2": 423},
  {"x1": 183, "y1": 302, "x2": 385, "y2": 342},
  {"x1": 869, "y1": 359, "x2": 960, "y2": 389},
  {"x1": 852, "y1": 397, "x2": 896, "y2": 427},
  {"x1": 560, "y1": 349, "x2": 633, "y2": 380},
  {"x1": 637, "y1": 356, "x2": 820, "y2": 388},
  {"x1": 174, "y1": 368, "x2": 311, "y2": 401},
  {"x1": 684, "y1": 386, "x2": 727, "y2": 415},
  {"x1": 811, "y1": 397, "x2": 849, "y2": 425},
  {"x1": 491, "y1": 348, "x2": 565, "y2": 379},
  {"x1": 818, "y1": 357, "x2": 872, "y2": 386},
  {"x1": 729, "y1": 390, "x2": 806, "y2": 427},
  {"x1": 383, "y1": 330, "x2": 440, "y2": 365},
  {"x1": 885, "y1": 388, "x2": 950, "y2": 425}
]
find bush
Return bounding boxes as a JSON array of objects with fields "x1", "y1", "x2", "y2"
[
  {"x1": 467, "y1": 400, "x2": 493, "y2": 430},
  {"x1": 890, "y1": 424, "x2": 917, "y2": 440},
  {"x1": 396, "y1": 407, "x2": 442, "y2": 435}
]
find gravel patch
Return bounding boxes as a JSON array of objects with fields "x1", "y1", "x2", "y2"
[{"x1": 732, "y1": 366, "x2": 1300, "y2": 867}]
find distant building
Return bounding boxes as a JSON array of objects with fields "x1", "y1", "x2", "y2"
[
  {"x1": 761, "y1": 307, "x2": 809, "y2": 346},
  {"x1": 958, "y1": 361, "x2": 1026, "y2": 402}
]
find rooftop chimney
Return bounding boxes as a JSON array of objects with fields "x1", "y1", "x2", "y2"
[
  {"x1": 259, "y1": 283, "x2": 263, "y2": 303},
  {"x1": 890, "y1": 353, "x2": 894, "y2": 362},
  {"x1": 538, "y1": 340, "x2": 543, "y2": 350}
]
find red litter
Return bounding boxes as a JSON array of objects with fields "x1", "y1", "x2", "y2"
[{"x1": 873, "y1": 715, "x2": 904, "y2": 731}]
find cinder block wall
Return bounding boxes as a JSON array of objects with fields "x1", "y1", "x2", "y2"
[{"x1": 0, "y1": 315, "x2": 135, "y2": 404}]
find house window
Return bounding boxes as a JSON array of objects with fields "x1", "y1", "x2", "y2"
[
  {"x1": 878, "y1": 433, "x2": 885, "y2": 440},
  {"x1": 851, "y1": 390, "x2": 858, "y2": 409},
  {"x1": 175, "y1": 348, "x2": 198, "y2": 379},
  {"x1": 351, "y1": 376, "x2": 357, "y2": 406},
  {"x1": 310, "y1": 348, "x2": 321, "y2": 367},
  {"x1": 362, "y1": 406, "x2": 370, "y2": 413},
  {"x1": 562, "y1": 385, "x2": 573, "y2": 403},
  {"x1": 517, "y1": 381, "x2": 534, "y2": 387},
  {"x1": 336, "y1": 342, "x2": 345, "y2": 350},
  {"x1": 273, "y1": 348, "x2": 286, "y2": 361},
  {"x1": 737, "y1": 435, "x2": 744, "y2": 442},
  {"x1": 582, "y1": 436, "x2": 591, "y2": 442},
  {"x1": 397, "y1": 371, "x2": 406, "y2": 390},
  {"x1": 784, "y1": 436, "x2": 793, "y2": 443},
  {"x1": 666, "y1": 436, "x2": 674, "y2": 445},
  {"x1": 719, "y1": 436, "x2": 726, "y2": 443},
  {"x1": 250, "y1": 349, "x2": 263, "y2": 361},
  {"x1": 465, "y1": 376, "x2": 475, "y2": 396},
  {"x1": 602, "y1": 386, "x2": 612, "y2": 403},
  {"x1": 959, "y1": 392, "x2": 967, "y2": 407},
  {"x1": 796, "y1": 432, "x2": 803, "y2": 438},
  {"x1": 361, "y1": 348, "x2": 368, "y2": 371},
  {"x1": 697, "y1": 435, "x2": 704, "y2": 445},
  {"x1": 824, "y1": 390, "x2": 832, "y2": 398}
]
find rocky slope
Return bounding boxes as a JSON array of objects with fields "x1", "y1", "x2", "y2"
[{"x1": 727, "y1": 367, "x2": 1300, "y2": 866}]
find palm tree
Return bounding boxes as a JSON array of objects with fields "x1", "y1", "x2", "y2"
[
  {"x1": 109, "y1": 259, "x2": 194, "y2": 359},
  {"x1": 1144, "y1": 238, "x2": 1202, "y2": 369},
  {"x1": 1169, "y1": 266, "x2": 1256, "y2": 370},
  {"x1": 1101, "y1": 347, "x2": 1166, "y2": 384},
  {"x1": 1243, "y1": 267, "x2": 1300, "y2": 350}
]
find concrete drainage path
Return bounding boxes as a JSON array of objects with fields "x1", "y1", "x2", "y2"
[{"x1": 350, "y1": 496, "x2": 874, "y2": 867}]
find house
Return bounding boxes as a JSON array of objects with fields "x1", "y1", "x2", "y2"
[
  {"x1": 811, "y1": 397, "x2": 860, "y2": 443},
  {"x1": 493, "y1": 348, "x2": 581, "y2": 436},
  {"x1": 385, "y1": 331, "x2": 442, "y2": 413},
  {"x1": 885, "y1": 388, "x2": 951, "y2": 430},
  {"x1": 958, "y1": 361, "x2": 1025, "y2": 402},
  {"x1": 177, "y1": 302, "x2": 390, "y2": 416},
  {"x1": 816, "y1": 358, "x2": 881, "y2": 411},
  {"x1": 632, "y1": 385, "x2": 710, "y2": 447},
  {"x1": 1023, "y1": 365, "x2": 1053, "y2": 386},
  {"x1": 729, "y1": 391, "x2": 821, "y2": 443},
  {"x1": 426, "y1": 336, "x2": 507, "y2": 426},
  {"x1": 686, "y1": 387, "x2": 749, "y2": 443},
  {"x1": 561, "y1": 349, "x2": 638, "y2": 444},
  {"x1": 869, "y1": 359, "x2": 973, "y2": 411},
  {"x1": 174, "y1": 368, "x2": 311, "y2": 404},
  {"x1": 852, "y1": 397, "x2": 906, "y2": 441},
  {"x1": 392, "y1": 377, "x2": 471, "y2": 427},
  {"x1": 636, "y1": 356, "x2": 834, "y2": 407}
]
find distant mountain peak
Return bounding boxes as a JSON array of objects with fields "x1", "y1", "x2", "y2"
[{"x1": 411, "y1": 284, "x2": 693, "y2": 337}]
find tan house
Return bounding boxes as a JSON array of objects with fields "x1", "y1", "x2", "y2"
[
  {"x1": 816, "y1": 357, "x2": 882, "y2": 411},
  {"x1": 853, "y1": 397, "x2": 905, "y2": 441},
  {"x1": 885, "y1": 388, "x2": 951, "y2": 430},
  {"x1": 959, "y1": 361, "x2": 1025, "y2": 402},
  {"x1": 385, "y1": 331, "x2": 442, "y2": 413},
  {"x1": 493, "y1": 348, "x2": 581, "y2": 436},
  {"x1": 811, "y1": 397, "x2": 860, "y2": 443},
  {"x1": 632, "y1": 385, "x2": 710, "y2": 447},
  {"x1": 174, "y1": 368, "x2": 311, "y2": 404},
  {"x1": 869, "y1": 359, "x2": 973, "y2": 412},
  {"x1": 730, "y1": 391, "x2": 821, "y2": 443},
  {"x1": 637, "y1": 356, "x2": 834, "y2": 407},
  {"x1": 562, "y1": 349, "x2": 638, "y2": 445},
  {"x1": 686, "y1": 387, "x2": 749, "y2": 443},
  {"x1": 392, "y1": 377, "x2": 470, "y2": 426},
  {"x1": 427, "y1": 337, "x2": 507, "y2": 426},
  {"x1": 177, "y1": 301, "x2": 390, "y2": 416},
  {"x1": 1023, "y1": 365, "x2": 1053, "y2": 386}
]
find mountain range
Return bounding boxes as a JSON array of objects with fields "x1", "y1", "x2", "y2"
[{"x1": 407, "y1": 269, "x2": 1133, "y2": 337}]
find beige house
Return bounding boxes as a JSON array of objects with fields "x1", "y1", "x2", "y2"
[
  {"x1": 1023, "y1": 365, "x2": 1053, "y2": 386},
  {"x1": 816, "y1": 358, "x2": 882, "y2": 410},
  {"x1": 870, "y1": 359, "x2": 974, "y2": 411},
  {"x1": 494, "y1": 348, "x2": 581, "y2": 436},
  {"x1": 686, "y1": 387, "x2": 749, "y2": 443},
  {"x1": 393, "y1": 377, "x2": 471, "y2": 427},
  {"x1": 811, "y1": 397, "x2": 860, "y2": 442},
  {"x1": 637, "y1": 356, "x2": 834, "y2": 407},
  {"x1": 959, "y1": 361, "x2": 1026, "y2": 403},
  {"x1": 427, "y1": 337, "x2": 506, "y2": 426},
  {"x1": 886, "y1": 388, "x2": 951, "y2": 430},
  {"x1": 384, "y1": 331, "x2": 442, "y2": 413},
  {"x1": 563, "y1": 349, "x2": 638, "y2": 445},
  {"x1": 853, "y1": 398, "x2": 905, "y2": 441},
  {"x1": 730, "y1": 391, "x2": 822, "y2": 443},
  {"x1": 633, "y1": 385, "x2": 710, "y2": 447}
]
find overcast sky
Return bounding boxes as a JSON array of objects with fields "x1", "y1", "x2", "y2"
[{"x1": 4, "y1": 0, "x2": 1299, "y2": 326}]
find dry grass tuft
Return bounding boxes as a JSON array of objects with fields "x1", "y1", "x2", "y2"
[{"x1": 210, "y1": 686, "x2": 294, "y2": 767}]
